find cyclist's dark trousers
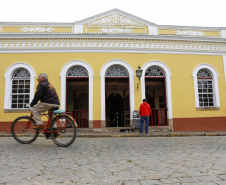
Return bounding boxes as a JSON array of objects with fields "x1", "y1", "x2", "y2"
[{"x1": 32, "y1": 102, "x2": 59, "y2": 125}]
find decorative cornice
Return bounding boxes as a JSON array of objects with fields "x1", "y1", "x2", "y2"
[
  {"x1": 100, "y1": 28, "x2": 133, "y2": 33},
  {"x1": 0, "y1": 40, "x2": 225, "y2": 54},
  {"x1": 175, "y1": 30, "x2": 205, "y2": 36},
  {"x1": 20, "y1": 27, "x2": 55, "y2": 32}
]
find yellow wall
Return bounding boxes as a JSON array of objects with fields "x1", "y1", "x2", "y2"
[{"x1": 0, "y1": 53, "x2": 225, "y2": 122}]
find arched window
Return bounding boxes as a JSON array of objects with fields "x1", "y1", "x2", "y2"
[
  {"x1": 105, "y1": 65, "x2": 129, "y2": 77},
  {"x1": 145, "y1": 66, "x2": 165, "y2": 77},
  {"x1": 67, "y1": 66, "x2": 88, "y2": 77},
  {"x1": 193, "y1": 64, "x2": 220, "y2": 109},
  {"x1": 4, "y1": 62, "x2": 36, "y2": 112},
  {"x1": 197, "y1": 69, "x2": 214, "y2": 107},
  {"x1": 11, "y1": 68, "x2": 31, "y2": 109}
]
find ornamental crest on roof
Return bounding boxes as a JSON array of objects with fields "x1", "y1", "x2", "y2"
[{"x1": 88, "y1": 13, "x2": 145, "y2": 26}]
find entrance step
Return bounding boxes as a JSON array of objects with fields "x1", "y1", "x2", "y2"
[{"x1": 77, "y1": 126, "x2": 172, "y2": 132}]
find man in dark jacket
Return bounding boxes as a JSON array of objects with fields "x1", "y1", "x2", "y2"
[
  {"x1": 30, "y1": 73, "x2": 60, "y2": 130},
  {"x1": 139, "y1": 99, "x2": 152, "y2": 134}
]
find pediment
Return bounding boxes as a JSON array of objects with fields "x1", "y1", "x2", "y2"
[
  {"x1": 86, "y1": 13, "x2": 146, "y2": 26},
  {"x1": 76, "y1": 9, "x2": 156, "y2": 26},
  {"x1": 75, "y1": 9, "x2": 156, "y2": 34}
]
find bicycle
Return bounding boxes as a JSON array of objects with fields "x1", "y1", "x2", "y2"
[{"x1": 11, "y1": 106, "x2": 78, "y2": 147}]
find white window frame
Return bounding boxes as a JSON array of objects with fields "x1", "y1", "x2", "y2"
[
  {"x1": 100, "y1": 59, "x2": 134, "y2": 123},
  {"x1": 4, "y1": 62, "x2": 36, "y2": 111},
  {"x1": 141, "y1": 61, "x2": 173, "y2": 119},
  {"x1": 193, "y1": 64, "x2": 220, "y2": 109},
  {"x1": 60, "y1": 60, "x2": 94, "y2": 123}
]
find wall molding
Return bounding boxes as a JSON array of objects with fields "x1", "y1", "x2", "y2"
[{"x1": 0, "y1": 40, "x2": 225, "y2": 54}]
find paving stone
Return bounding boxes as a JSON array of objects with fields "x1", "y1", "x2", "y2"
[{"x1": 1, "y1": 136, "x2": 226, "y2": 184}]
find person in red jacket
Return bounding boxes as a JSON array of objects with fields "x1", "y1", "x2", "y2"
[{"x1": 139, "y1": 99, "x2": 152, "y2": 134}]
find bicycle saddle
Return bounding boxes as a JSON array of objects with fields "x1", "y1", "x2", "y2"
[{"x1": 51, "y1": 106, "x2": 59, "y2": 111}]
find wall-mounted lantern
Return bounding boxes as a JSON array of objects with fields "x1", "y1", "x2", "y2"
[{"x1": 136, "y1": 65, "x2": 143, "y2": 90}]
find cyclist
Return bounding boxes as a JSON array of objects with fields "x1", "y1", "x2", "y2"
[{"x1": 30, "y1": 73, "x2": 60, "y2": 130}]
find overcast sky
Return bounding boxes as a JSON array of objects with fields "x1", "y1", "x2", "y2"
[{"x1": 0, "y1": 0, "x2": 225, "y2": 28}]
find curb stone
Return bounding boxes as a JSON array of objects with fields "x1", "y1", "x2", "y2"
[{"x1": 1, "y1": 132, "x2": 226, "y2": 138}]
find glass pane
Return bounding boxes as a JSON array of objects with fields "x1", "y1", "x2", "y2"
[
  {"x1": 13, "y1": 80, "x2": 18, "y2": 84},
  {"x1": 19, "y1": 95, "x2": 24, "y2": 99},
  {"x1": 12, "y1": 89, "x2": 17, "y2": 93},
  {"x1": 12, "y1": 100, "x2": 17, "y2": 104},
  {"x1": 18, "y1": 104, "x2": 23, "y2": 108},
  {"x1": 18, "y1": 99, "x2": 23, "y2": 103},
  {"x1": 18, "y1": 89, "x2": 24, "y2": 93},
  {"x1": 25, "y1": 89, "x2": 30, "y2": 93},
  {"x1": 208, "y1": 89, "x2": 213, "y2": 93},
  {"x1": 12, "y1": 104, "x2": 17, "y2": 108},
  {"x1": 12, "y1": 95, "x2": 17, "y2": 99},
  {"x1": 25, "y1": 99, "x2": 29, "y2": 103}
]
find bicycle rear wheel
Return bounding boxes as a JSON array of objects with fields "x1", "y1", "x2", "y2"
[
  {"x1": 11, "y1": 116, "x2": 39, "y2": 144},
  {"x1": 49, "y1": 114, "x2": 77, "y2": 147}
]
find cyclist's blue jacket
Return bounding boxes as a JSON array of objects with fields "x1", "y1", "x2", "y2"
[{"x1": 30, "y1": 79, "x2": 60, "y2": 107}]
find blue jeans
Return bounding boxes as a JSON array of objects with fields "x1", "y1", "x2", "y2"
[{"x1": 140, "y1": 116, "x2": 149, "y2": 133}]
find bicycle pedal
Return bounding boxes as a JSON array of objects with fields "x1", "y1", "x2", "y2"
[{"x1": 44, "y1": 133, "x2": 51, "y2": 139}]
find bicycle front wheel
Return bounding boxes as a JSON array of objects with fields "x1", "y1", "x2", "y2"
[
  {"x1": 50, "y1": 114, "x2": 77, "y2": 147},
  {"x1": 11, "y1": 116, "x2": 39, "y2": 144}
]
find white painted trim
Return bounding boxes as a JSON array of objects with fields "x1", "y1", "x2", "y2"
[
  {"x1": 60, "y1": 60, "x2": 94, "y2": 121},
  {"x1": 141, "y1": 61, "x2": 173, "y2": 119},
  {"x1": 73, "y1": 25, "x2": 83, "y2": 34},
  {"x1": 100, "y1": 59, "x2": 135, "y2": 121},
  {"x1": 148, "y1": 26, "x2": 158, "y2": 35},
  {"x1": 4, "y1": 62, "x2": 36, "y2": 109},
  {"x1": 0, "y1": 49, "x2": 225, "y2": 56},
  {"x1": 220, "y1": 30, "x2": 226, "y2": 38},
  {"x1": 192, "y1": 64, "x2": 220, "y2": 108},
  {"x1": 223, "y1": 56, "x2": 226, "y2": 86}
]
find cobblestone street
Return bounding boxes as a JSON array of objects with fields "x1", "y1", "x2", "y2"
[{"x1": 1, "y1": 136, "x2": 226, "y2": 184}]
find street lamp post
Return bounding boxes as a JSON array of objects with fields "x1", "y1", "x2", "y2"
[{"x1": 136, "y1": 65, "x2": 143, "y2": 90}]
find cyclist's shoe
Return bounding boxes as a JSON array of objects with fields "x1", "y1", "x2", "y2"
[
  {"x1": 33, "y1": 125, "x2": 44, "y2": 130},
  {"x1": 52, "y1": 128, "x2": 59, "y2": 138}
]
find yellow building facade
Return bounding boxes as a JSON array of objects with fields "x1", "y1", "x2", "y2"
[{"x1": 1, "y1": 9, "x2": 226, "y2": 131}]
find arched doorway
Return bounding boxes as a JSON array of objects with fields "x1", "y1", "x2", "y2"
[
  {"x1": 66, "y1": 66, "x2": 89, "y2": 128},
  {"x1": 105, "y1": 65, "x2": 130, "y2": 127},
  {"x1": 145, "y1": 66, "x2": 167, "y2": 126}
]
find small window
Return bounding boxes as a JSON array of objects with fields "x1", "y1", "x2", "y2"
[
  {"x1": 197, "y1": 69, "x2": 214, "y2": 107},
  {"x1": 11, "y1": 68, "x2": 30, "y2": 109}
]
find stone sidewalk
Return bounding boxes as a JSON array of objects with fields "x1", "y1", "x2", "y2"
[{"x1": 1, "y1": 136, "x2": 226, "y2": 184}]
